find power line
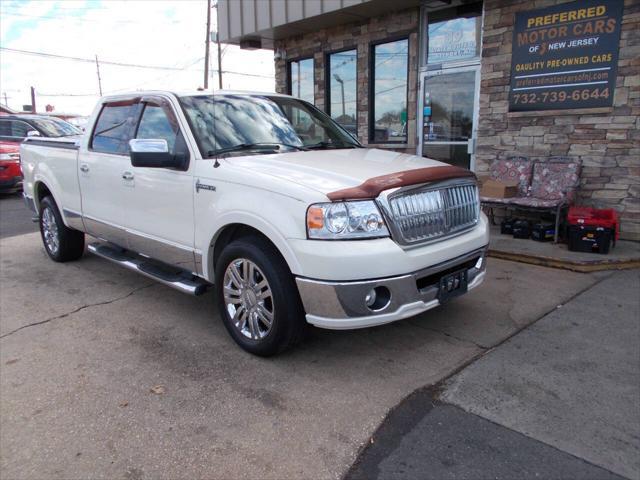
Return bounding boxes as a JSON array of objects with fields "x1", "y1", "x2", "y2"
[
  {"x1": 1, "y1": 47, "x2": 274, "y2": 78},
  {"x1": 34, "y1": 65, "x2": 272, "y2": 98},
  {"x1": 108, "y1": 57, "x2": 205, "y2": 93},
  {"x1": 27, "y1": 52, "x2": 194, "y2": 98},
  {"x1": 37, "y1": 93, "x2": 99, "y2": 97},
  {"x1": 0, "y1": 10, "x2": 187, "y2": 25},
  {"x1": 375, "y1": 83, "x2": 407, "y2": 95},
  {"x1": 221, "y1": 69, "x2": 272, "y2": 79},
  {"x1": 2, "y1": 4, "x2": 116, "y2": 12},
  {"x1": 31, "y1": 56, "x2": 205, "y2": 98},
  {"x1": 1, "y1": 47, "x2": 194, "y2": 71}
]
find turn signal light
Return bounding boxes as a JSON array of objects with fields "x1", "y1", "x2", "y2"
[{"x1": 307, "y1": 206, "x2": 324, "y2": 229}]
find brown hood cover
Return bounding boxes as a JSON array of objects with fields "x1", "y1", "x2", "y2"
[{"x1": 327, "y1": 165, "x2": 476, "y2": 201}]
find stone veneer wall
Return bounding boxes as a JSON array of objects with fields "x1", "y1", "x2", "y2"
[
  {"x1": 273, "y1": 8, "x2": 420, "y2": 153},
  {"x1": 271, "y1": 1, "x2": 638, "y2": 239},
  {"x1": 477, "y1": 0, "x2": 640, "y2": 240}
]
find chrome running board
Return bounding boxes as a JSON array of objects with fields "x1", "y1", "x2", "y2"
[{"x1": 87, "y1": 242, "x2": 210, "y2": 296}]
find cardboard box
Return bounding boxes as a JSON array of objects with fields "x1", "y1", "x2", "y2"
[
  {"x1": 476, "y1": 175, "x2": 491, "y2": 189},
  {"x1": 480, "y1": 179, "x2": 519, "y2": 198}
]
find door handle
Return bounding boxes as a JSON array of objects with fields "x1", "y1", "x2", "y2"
[
  {"x1": 80, "y1": 164, "x2": 89, "y2": 173},
  {"x1": 122, "y1": 171, "x2": 134, "y2": 180}
]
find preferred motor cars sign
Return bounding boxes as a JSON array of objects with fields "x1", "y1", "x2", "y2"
[{"x1": 509, "y1": 0, "x2": 623, "y2": 112}]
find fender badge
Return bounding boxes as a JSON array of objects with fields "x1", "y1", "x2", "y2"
[{"x1": 196, "y1": 180, "x2": 216, "y2": 193}]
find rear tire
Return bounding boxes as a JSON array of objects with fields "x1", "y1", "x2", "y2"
[
  {"x1": 215, "y1": 235, "x2": 305, "y2": 356},
  {"x1": 39, "y1": 196, "x2": 84, "y2": 262}
]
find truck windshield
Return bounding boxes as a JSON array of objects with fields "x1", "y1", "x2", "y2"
[
  {"x1": 30, "y1": 118, "x2": 82, "y2": 137},
  {"x1": 179, "y1": 94, "x2": 360, "y2": 158}
]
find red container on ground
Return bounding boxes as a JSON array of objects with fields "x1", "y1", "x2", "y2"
[{"x1": 568, "y1": 206, "x2": 619, "y2": 241}]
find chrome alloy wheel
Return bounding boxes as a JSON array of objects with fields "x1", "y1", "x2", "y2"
[
  {"x1": 223, "y1": 258, "x2": 274, "y2": 340},
  {"x1": 42, "y1": 207, "x2": 60, "y2": 255}
]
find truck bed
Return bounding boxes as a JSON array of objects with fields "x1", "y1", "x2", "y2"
[{"x1": 20, "y1": 136, "x2": 83, "y2": 219}]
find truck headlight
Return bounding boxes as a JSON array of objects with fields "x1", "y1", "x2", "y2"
[{"x1": 306, "y1": 201, "x2": 389, "y2": 240}]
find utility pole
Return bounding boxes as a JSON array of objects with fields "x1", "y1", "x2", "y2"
[
  {"x1": 216, "y1": 1, "x2": 223, "y2": 90},
  {"x1": 30, "y1": 86, "x2": 36, "y2": 113},
  {"x1": 95, "y1": 55, "x2": 103, "y2": 96},
  {"x1": 217, "y1": 32, "x2": 223, "y2": 89},
  {"x1": 334, "y1": 74, "x2": 345, "y2": 118},
  {"x1": 204, "y1": 0, "x2": 212, "y2": 90},
  {"x1": 3, "y1": 92, "x2": 8, "y2": 107}
]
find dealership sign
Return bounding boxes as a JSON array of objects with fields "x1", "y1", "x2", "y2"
[{"x1": 508, "y1": 0, "x2": 623, "y2": 112}]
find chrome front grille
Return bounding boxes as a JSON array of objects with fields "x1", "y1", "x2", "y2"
[{"x1": 381, "y1": 181, "x2": 479, "y2": 245}]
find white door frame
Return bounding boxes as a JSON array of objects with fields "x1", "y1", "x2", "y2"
[{"x1": 418, "y1": 63, "x2": 481, "y2": 171}]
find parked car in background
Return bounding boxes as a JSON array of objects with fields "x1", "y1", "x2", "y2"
[
  {"x1": 20, "y1": 91, "x2": 488, "y2": 356},
  {"x1": 0, "y1": 141, "x2": 22, "y2": 193},
  {"x1": 0, "y1": 114, "x2": 81, "y2": 146},
  {"x1": 65, "y1": 115, "x2": 90, "y2": 131}
]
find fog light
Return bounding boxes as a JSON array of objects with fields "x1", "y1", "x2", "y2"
[
  {"x1": 365, "y1": 289, "x2": 377, "y2": 308},
  {"x1": 475, "y1": 256, "x2": 484, "y2": 270},
  {"x1": 364, "y1": 286, "x2": 391, "y2": 311}
]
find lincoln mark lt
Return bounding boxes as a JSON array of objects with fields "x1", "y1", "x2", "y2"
[{"x1": 20, "y1": 91, "x2": 489, "y2": 355}]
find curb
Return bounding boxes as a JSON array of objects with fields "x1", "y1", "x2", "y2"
[{"x1": 488, "y1": 249, "x2": 640, "y2": 273}]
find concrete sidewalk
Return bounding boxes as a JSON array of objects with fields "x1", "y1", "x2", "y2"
[
  {"x1": 348, "y1": 269, "x2": 639, "y2": 480},
  {"x1": 442, "y1": 269, "x2": 640, "y2": 479},
  {"x1": 488, "y1": 226, "x2": 640, "y2": 272}
]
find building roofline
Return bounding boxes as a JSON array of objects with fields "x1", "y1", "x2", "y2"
[{"x1": 218, "y1": 0, "x2": 424, "y2": 47}]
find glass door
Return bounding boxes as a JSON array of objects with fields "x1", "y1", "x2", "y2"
[{"x1": 418, "y1": 64, "x2": 480, "y2": 170}]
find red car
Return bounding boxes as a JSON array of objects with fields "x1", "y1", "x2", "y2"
[
  {"x1": 0, "y1": 114, "x2": 81, "y2": 193},
  {"x1": 0, "y1": 141, "x2": 22, "y2": 193}
]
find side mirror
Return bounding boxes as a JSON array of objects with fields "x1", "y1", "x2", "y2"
[
  {"x1": 26, "y1": 130, "x2": 41, "y2": 138},
  {"x1": 129, "y1": 139, "x2": 181, "y2": 169}
]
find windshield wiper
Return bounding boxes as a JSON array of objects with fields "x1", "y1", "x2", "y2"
[
  {"x1": 305, "y1": 141, "x2": 358, "y2": 150},
  {"x1": 208, "y1": 142, "x2": 307, "y2": 157}
]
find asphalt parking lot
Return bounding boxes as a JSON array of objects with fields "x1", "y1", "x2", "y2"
[
  {"x1": 1, "y1": 194, "x2": 638, "y2": 479},
  {"x1": 0, "y1": 193, "x2": 38, "y2": 239}
]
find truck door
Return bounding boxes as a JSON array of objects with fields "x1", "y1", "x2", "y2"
[
  {"x1": 125, "y1": 96, "x2": 196, "y2": 271},
  {"x1": 79, "y1": 100, "x2": 140, "y2": 247}
]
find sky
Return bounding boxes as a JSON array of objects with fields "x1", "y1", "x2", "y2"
[{"x1": 0, "y1": 0, "x2": 275, "y2": 115}]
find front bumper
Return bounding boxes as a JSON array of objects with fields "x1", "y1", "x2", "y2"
[{"x1": 296, "y1": 246, "x2": 487, "y2": 329}]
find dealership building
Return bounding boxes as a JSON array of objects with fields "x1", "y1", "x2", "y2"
[{"x1": 219, "y1": 0, "x2": 639, "y2": 240}]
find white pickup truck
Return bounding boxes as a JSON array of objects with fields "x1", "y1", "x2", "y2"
[{"x1": 21, "y1": 91, "x2": 489, "y2": 355}]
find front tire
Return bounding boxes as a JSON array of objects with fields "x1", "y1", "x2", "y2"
[
  {"x1": 39, "y1": 196, "x2": 85, "y2": 262},
  {"x1": 215, "y1": 236, "x2": 305, "y2": 356}
]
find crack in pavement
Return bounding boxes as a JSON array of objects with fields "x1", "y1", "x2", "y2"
[
  {"x1": 407, "y1": 322, "x2": 489, "y2": 349},
  {"x1": 0, "y1": 283, "x2": 156, "y2": 340},
  {"x1": 411, "y1": 270, "x2": 614, "y2": 354}
]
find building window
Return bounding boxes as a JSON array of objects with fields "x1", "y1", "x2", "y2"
[
  {"x1": 427, "y1": 16, "x2": 481, "y2": 65},
  {"x1": 288, "y1": 58, "x2": 315, "y2": 104},
  {"x1": 370, "y1": 39, "x2": 409, "y2": 144},
  {"x1": 421, "y1": 3, "x2": 483, "y2": 67},
  {"x1": 327, "y1": 49, "x2": 358, "y2": 137}
]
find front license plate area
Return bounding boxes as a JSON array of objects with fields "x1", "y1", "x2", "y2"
[{"x1": 437, "y1": 269, "x2": 468, "y2": 303}]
